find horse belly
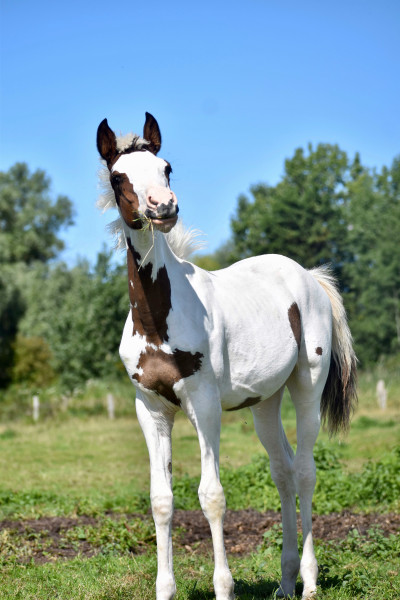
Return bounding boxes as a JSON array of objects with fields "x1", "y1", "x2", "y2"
[{"x1": 217, "y1": 310, "x2": 299, "y2": 410}]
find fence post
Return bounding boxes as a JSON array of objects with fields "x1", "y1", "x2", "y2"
[
  {"x1": 376, "y1": 379, "x2": 387, "y2": 410},
  {"x1": 107, "y1": 393, "x2": 115, "y2": 420},
  {"x1": 32, "y1": 395, "x2": 40, "y2": 422}
]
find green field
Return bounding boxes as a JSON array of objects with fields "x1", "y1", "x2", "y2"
[{"x1": 0, "y1": 368, "x2": 399, "y2": 599}]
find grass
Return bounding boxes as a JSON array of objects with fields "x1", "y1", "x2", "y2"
[
  {"x1": 0, "y1": 534, "x2": 399, "y2": 599},
  {"x1": 0, "y1": 364, "x2": 399, "y2": 598}
]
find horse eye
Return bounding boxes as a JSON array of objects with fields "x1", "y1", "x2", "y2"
[
  {"x1": 165, "y1": 164, "x2": 172, "y2": 177},
  {"x1": 111, "y1": 172, "x2": 122, "y2": 184}
]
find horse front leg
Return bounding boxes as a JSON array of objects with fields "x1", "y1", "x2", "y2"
[
  {"x1": 184, "y1": 390, "x2": 234, "y2": 600},
  {"x1": 136, "y1": 392, "x2": 177, "y2": 600}
]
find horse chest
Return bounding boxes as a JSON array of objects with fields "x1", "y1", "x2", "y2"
[{"x1": 120, "y1": 324, "x2": 203, "y2": 406}]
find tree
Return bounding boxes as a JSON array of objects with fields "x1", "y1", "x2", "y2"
[
  {"x1": 18, "y1": 250, "x2": 128, "y2": 390},
  {"x1": 0, "y1": 163, "x2": 74, "y2": 386},
  {"x1": 0, "y1": 266, "x2": 25, "y2": 387},
  {"x1": 193, "y1": 240, "x2": 236, "y2": 271},
  {"x1": 11, "y1": 334, "x2": 55, "y2": 389},
  {"x1": 223, "y1": 146, "x2": 400, "y2": 365},
  {"x1": 230, "y1": 144, "x2": 350, "y2": 276},
  {"x1": 0, "y1": 163, "x2": 74, "y2": 264},
  {"x1": 343, "y1": 157, "x2": 400, "y2": 363}
]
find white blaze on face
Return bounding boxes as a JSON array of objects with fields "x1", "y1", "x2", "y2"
[{"x1": 112, "y1": 151, "x2": 170, "y2": 213}]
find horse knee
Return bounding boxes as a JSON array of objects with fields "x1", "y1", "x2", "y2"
[
  {"x1": 151, "y1": 493, "x2": 174, "y2": 526},
  {"x1": 198, "y1": 481, "x2": 226, "y2": 522},
  {"x1": 295, "y1": 462, "x2": 316, "y2": 497},
  {"x1": 270, "y1": 459, "x2": 295, "y2": 496}
]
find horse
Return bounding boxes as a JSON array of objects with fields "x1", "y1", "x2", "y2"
[{"x1": 96, "y1": 112, "x2": 357, "y2": 600}]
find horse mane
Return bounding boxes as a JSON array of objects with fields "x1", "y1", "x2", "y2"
[{"x1": 97, "y1": 134, "x2": 205, "y2": 260}]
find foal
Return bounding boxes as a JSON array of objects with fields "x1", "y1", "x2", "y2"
[{"x1": 97, "y1": 113, "x2": 357, "y2": 600}]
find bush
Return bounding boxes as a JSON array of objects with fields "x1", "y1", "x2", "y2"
[{"x1": 12, "y1": 335, "x2": 55, "y2": 388}]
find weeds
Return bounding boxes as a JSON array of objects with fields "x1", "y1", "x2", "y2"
[
  {"x1": 173, "y1": 443, "x2": 400, "y2": 514},
  {"x1": 65, "y1": 517, "x2": 156, "y2": 556}
]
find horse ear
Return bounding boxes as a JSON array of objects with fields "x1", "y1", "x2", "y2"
[
  {"x1": 143, "y1": 112, "x2": 162, "y2": 155},
  {"x1": 97, "y1": 119, "x2": 117, "y2": 165}
]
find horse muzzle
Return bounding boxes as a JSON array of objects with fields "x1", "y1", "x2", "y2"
[{"x1": 145, "y1": 187, "x2": 179, "y2": 232}]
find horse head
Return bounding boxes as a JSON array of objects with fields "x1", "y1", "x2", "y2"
[{"x1": 97, "y1": 113, "x2": 179, "y2": 233}]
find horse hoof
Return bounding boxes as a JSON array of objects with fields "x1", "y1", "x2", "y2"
[
  {"x1": 276, "y1": 585, "x2": 295, "y2": 598},
  {"x1": 301, "y1": 587, "x2": 317, "y2": 600}
]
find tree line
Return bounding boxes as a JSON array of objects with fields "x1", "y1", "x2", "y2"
[
  {"x1": 1, "y1": 146, "x2": 399, "y2": 394},
  {"x1": 198, "y1": 145, "x2": 400, "y2": 366}
]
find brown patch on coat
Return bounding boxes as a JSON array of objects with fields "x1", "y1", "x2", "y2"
[
  {"x1": 288, "y1": 302, "x2": 301, "y2": 350},
  {"x1": 226, "y1": 396, "x2": 262, "y2": 411},
  {"x1": 127, "y1": 239, "x2": 203, "y2": 405},
  {"x1": 132, "y1": 347, "x2": 203, "y2": 406},
  {"x1": 111, "y1": 172, "x2": 142, "y2": 229},
  {"x1": 127, "y1": 240, "x2": 171, "y2": 343},
  {"x1": 316, "y1": 347, "x2": 323, "y2": 356}
]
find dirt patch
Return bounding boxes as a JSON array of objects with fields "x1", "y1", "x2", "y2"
[
  {"x1": 174, "y1": 509, "x2": 400, "y2": 555},
  {"x1": 0, "y1": 515, "x2": 99, "y2": 562},
  {"x1": 1, "y1": 510, "x2": 399, "y2": 563}
]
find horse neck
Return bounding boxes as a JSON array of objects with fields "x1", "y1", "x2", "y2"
[
  {"x1": 126, "y1": 228, "x2": 177, "y2": 276},
  {"x1": 125, "y1": 228, "x2": 179, "y2": 345}
]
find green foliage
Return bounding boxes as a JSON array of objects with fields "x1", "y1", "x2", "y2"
[
  {"x1": 0, "y1": 544, "x2": 397, "y2": 600},
  {"x1": 0, "y1": 409, "x2": 398, "y2": 599},
  {"x1": 11, "y1": 335, "x2": 55, "y2": 388},
  {"x1": 0, "y1": 265, "x2": 26, "y2": 387},
  {"x1": 259, "y1": 523, "x2": 283, "y2": 555},
  {"x1": 343, "y1": 157, "x2": 400, "y2": 363},
  {"x1": 0, "y1": 515, "x2": 156, "y2": 568},
  {"x1": 193, "y1": 239, "x2": 237, "y2": 271},
  {"x1": 311, "y1": 527, "x2": 400, "y2": 598},
  {"x1": 0, "y1": 163, "x2": 74, "y2": 389},
  {"x1": 230, "y1": 144, "x2": 349, "y2": 273},
  {"x1": 0, "y1": 487, "x2": 149, "y2": 521},
  {"x1": 192, "y1": 254, "x2": 221, "y2": 271},
  {"x1": 65, "y1": 516, "x2": 156, "y2": 556},
  {"x1": 173, "y1": 444, "x2": 400, "y2": 514},
  {"x1": 222, "y1": 148, "x2": 400, "y2": 365},
  {"x1": 0, "y1": 163, "x2": 74, "y2": 265},
  {"x1": 173, "y1": 454, "x2": 280, "y2": 512},
  {"x1": 17, "y1": 250, "x2": 128, "y2": 390},
  {"x1": 357, "y1": 447, "x2": 400, "y2": 505}
]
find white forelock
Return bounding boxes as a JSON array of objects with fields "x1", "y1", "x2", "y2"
[{"x1": 116, "y1": 133, "x2": 149, "y2": 153}]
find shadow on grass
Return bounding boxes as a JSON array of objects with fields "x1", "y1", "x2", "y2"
[
  {"x1": 187, "y1": 578, "x2": 284, "y2": 599},
  {"x1": 187, "y1": 574, "x2": 342, "y2": 599}
]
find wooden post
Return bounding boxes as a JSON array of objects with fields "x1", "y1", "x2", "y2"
[
  {"x1": 376, "y1": 379, "x2": 387, "y2": 410},
  {"x1": 32, "y1": 395, "x2": 40, "y2": 422},
  {"x1": 107, "y1": 393, "x2": 115, "y2": 419}
]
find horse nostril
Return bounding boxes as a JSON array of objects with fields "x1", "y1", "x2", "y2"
[{"x1": 147, "y1": 196, "x2": 158, "y2": 207}]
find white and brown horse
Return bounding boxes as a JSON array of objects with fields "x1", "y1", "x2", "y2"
[{"x1": 97, "y1": 113, "x2": 357, "y2": 600}]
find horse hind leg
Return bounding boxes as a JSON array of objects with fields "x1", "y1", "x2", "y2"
[
  {"x1": 287, "y1": 369, "x2": 325, "y2": 600},
  {"x1": 251, "y1": 389, "x2": 300, "y2": 598}
]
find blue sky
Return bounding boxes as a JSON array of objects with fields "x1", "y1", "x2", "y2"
[{"x1": 1, "y1": 0, "x2": 399, "y2": 265}]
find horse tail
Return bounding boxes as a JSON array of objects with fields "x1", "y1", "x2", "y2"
[{"x1": 309, "y1": 265, "x2": 358, "y2": 435}]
